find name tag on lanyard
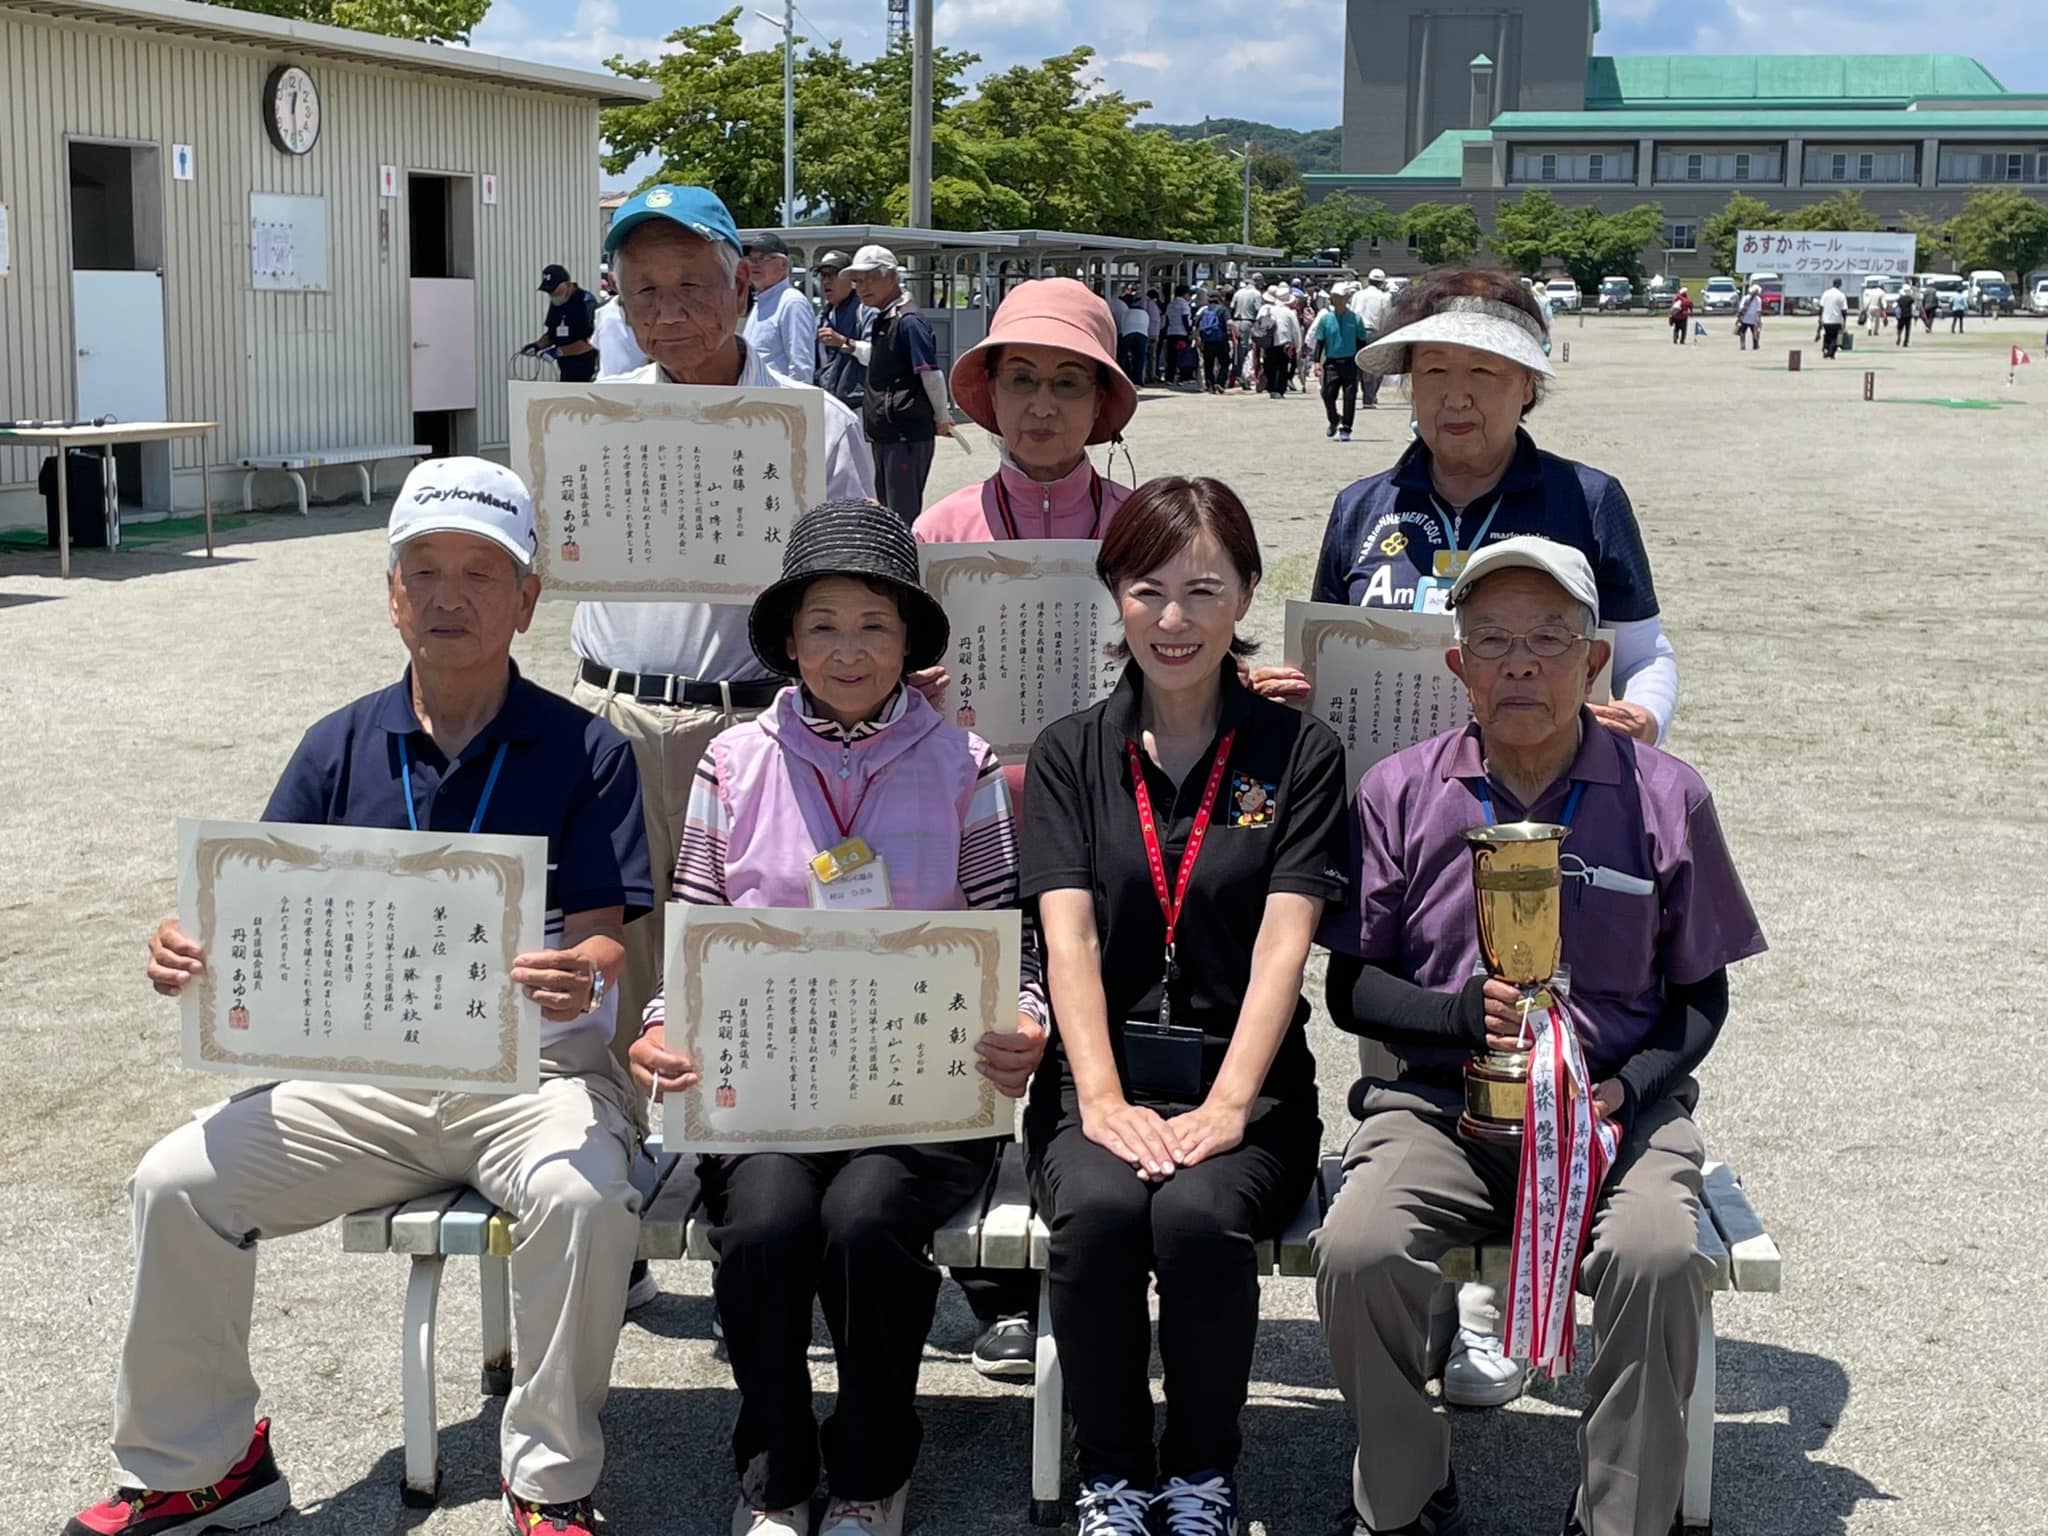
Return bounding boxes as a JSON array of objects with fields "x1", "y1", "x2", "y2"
[{"x1": 806, "y1": 768, "x2": 893, "y2": 909}]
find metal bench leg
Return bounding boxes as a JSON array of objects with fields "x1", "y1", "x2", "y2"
[
  {"x1": 1030, "y1": 1280, "x2": 1063, "y2": 1526},
  {"x1": 241, "y1": 469, "x2": 255, "y2": 512},
  {"x1": 400, "y1": 1254, "x2": 446, "y2": 1507},
  {"x1": 356, "y1": 463, "x2": 374, "y2": 507},
  {"x1": 1681, "y1": 1296, "x2": 1715, "y2": 1530},
  {"x1": 289, "y1": 470, "x2": 308, "y2": 518},
  {"x1": 480, "y1": 1252, "x2": 513, "y2": 1397}
]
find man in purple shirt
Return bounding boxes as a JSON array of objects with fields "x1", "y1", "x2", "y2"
[{"x1": 1311, "y1": 536, "x2": 1765, "y2": 1536}]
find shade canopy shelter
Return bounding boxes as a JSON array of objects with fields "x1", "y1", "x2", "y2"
[
  {"x1": 993, "y1": 232, "x2": 1286, "y2": 300},
  {"x1": 736, "y1": 225, "x2": 1022, "y2": 372}
]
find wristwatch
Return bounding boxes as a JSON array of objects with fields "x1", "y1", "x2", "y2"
[{"x1": 584, "y1": 967, "x2": 608, "y2": 1014}]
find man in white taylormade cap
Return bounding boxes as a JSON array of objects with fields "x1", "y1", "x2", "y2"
[
  {"x1": 64, "y1": 457, "x2": 655, "y2": 1536},
  {"x1": 844, "y1": 243, "x2": 956, "y2": 525}
]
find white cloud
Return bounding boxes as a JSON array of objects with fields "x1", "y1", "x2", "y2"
[{"x1": 468, "y1": 0, "x2": 676, "y2": 70}]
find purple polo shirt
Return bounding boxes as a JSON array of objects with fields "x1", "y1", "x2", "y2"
[{"x1": 1326, "y1": 711, "x2": 1765, "y2": 1075}]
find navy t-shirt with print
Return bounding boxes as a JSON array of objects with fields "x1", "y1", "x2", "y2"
[{"x1": 1313, "y1": 430, "x2": 1660, "y2": 620}]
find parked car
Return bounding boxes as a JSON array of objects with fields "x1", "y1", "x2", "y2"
[
  {"x1": 1921, "y1": 274, "x2": 1967, "y2": 312},
  {"x1": 1544, "y1": 277, "x2": 1581, "y2": 313},
  {"x1": 1967, "y1": 270, "x2": 2014, "y2": 314},
  {"x1": 1752, "y1": 274, "x2": 1786, "y2": 315},
  {"x1": 1644, "y1": 274, "x2": 1678, "y2": 307},
  {"x1": 1597, "y1": 276, "x2": 1634, "y2": 310},
  {"x1": 1700, "y1": 276, "x2": 1740, "y2": 313},
  {"x1": 2029, "y1": 275, "x2": 2048, "y2": 315}
]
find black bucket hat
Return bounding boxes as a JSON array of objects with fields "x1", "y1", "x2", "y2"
[{"x1": 747, "y1": 499, "x2": 951, "y2": 678}]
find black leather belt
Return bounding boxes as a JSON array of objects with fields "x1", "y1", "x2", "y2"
[{"x1": 578, "y1": 659, "x2": 781, "y2": 709}]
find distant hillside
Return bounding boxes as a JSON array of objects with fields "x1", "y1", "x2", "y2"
[{"x1": 1146, "y1": 118, "x2": 1343, "y2": 175}]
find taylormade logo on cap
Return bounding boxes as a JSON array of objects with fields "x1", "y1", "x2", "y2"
[{"x1": 389, "y1": 457, "x2": 539, "y2": 568}]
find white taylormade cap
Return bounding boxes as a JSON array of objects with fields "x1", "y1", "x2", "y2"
[
  {"x1": 1447, "y1": 534, "x2": 1599, "y2": 620},
  {"x1": 845, "y1": 243, "x2": 900, "y2": 274},
  {"x1": 388, "y1": 457, "x2": 538, "y2": 569}
]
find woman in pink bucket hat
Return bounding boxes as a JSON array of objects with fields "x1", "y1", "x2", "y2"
[
  {"x1": 910, "y1": 275, "x2": 1138, "y2": 1380},
  {"x1": 913, "y1": 277, "x2": 1139, "y2": 545}
]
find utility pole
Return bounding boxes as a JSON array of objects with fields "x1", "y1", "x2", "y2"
[
  {"x1": 781, "y1": 0, "x2": 794, "y2": 227},
  {"x1": 909, "y1": 0, "x2": 933, "y2": 226}
]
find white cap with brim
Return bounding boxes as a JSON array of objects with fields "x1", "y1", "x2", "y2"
[
  {"x1": 1354, "y1": 296, "x2": 1556, "y2": 381},
  {"x1": 388, "y1": 457, "x2": 539, "y2": 569},
  {"x1": 1447, "y1": 534, "x2": 1598, "y2": 620},
  {"x1": 845, "y1": 243, "x2": 900, "y2": 274}
]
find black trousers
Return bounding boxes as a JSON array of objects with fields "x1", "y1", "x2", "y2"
[
  {"x1": 1896, "y1": 315, "x2": 1914, "y2": 346},
  {"x1": 557, "y1": 350, "x2": 600, "y2": 383},
  {"x1": 1670, "y1": 318, "x2": 1687, "y2": 344},
  {"x1": 1118, "y1": 332, "x2": 1149, "y2": 385},
  {"x1": 1822, "y1": 322, "x2": 1843, "y2": 358},
  {"x1": 871, "y1": 437, "x2": 936, "y2": 528},
  {"x1": 1027, "y1": 1092, "x2": 1320, "y2": 1486},
  {"x1": 1320, "y1": 358, "x2": 1360, "y2": 429},
  {"x1": 703, "y1": 1139, "x2": 998, "y2": 1508},
  {"x1": 1262, "y1": 344, "x2": 1292, "y2": 396},
  {"x1": 1952, "y1": 311, "x2": 1966, "y2": 332},
  {"x1": 1201, "y1": 339, "x2": 1231, "y2": 391}
]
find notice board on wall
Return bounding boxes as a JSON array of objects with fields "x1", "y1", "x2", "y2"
[{"x1": 249, "y1": 192, "x2": 330, "y2": 291}]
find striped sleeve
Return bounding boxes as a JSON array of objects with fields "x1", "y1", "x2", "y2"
[
  {"x1": 959, "y1": 746, "x2": 1049, "y2": 1026},
  {"x1": 641, "y1": 758, "x2": 731, "y2": 1036}
]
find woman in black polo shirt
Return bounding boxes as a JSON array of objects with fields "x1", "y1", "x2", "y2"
[{"x1": 1019, "y1": 477, "x2": 1348, "y2": 1536}]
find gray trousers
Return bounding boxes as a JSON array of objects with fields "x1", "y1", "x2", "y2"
[
  {"x1": 871, "y1": 436, "x2": 936, "y2": 527},
  {"x1": 1314, "y1": 1078, "x2": 1711, "y2": 1536}
]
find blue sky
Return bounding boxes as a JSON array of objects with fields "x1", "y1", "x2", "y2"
[{"x1": 469, "y1": 0, "x2": 2048, "y2": 152}]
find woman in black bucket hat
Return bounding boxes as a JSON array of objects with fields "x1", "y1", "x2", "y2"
[{"x1": 631, "y1": 498, "x2": 1049, "y2": 1536}]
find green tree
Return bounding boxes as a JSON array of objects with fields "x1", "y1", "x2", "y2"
[
  {"x1": 1488, "y1": 189, "x2": 1569, "y2": 277},
  {"x1": 1555, "y1": 203, "x2": 1665, "y2": 292},
  {"x1": 1946, "y1": 188, "x2": 2048, "y2": 278},
  {"x1": 1700, "y1": 193, "x2": 1782, "y2": 276},
  {"x1": 1295, "y1": 191, "x2": 1395, "y2": 260},
  {"x1": 1896, "y1": 210, "x2": 1957, "y2": 272},
  {"x1": 209, "y1": 0, "x2": 486, "y2": 42},
  {"x1": 1400, "y1": 203, "x2": 1481, "y2": 265},
  {"x1": 1783, "y1": 190, "x2": 1882, "y2": 232}
]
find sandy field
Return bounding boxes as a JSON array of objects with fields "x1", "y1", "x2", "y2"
[{"x1": 3, "y1": 312, "x2": 2045, "y2": 1534}]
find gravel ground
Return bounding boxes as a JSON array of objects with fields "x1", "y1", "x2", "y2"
[{"x1": 4, "y1": 315, "x2": 2045, "y2": 1535}]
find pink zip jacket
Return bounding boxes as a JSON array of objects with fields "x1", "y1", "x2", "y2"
[
  {"x1": 643, "y1": 683, "x2": 1046, "y2": 1031},
  {"x1": 913, "y1": 456, "x2": 1131, "y2": 544}
]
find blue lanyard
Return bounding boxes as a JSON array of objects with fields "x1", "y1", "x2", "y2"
[
  {"x1": 399, "y1": 736, "x2": 508, "y2": 835},
  {"x1": 1474, "y1": 777, "x2": 1584, "y2": 829},
  {"x1": 1428, "y1": 491, "x2": 1501, "y2": 555}
]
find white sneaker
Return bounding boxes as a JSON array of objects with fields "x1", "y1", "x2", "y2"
[
  {"x1": 819, "y1": 1483, "x2": 906, "y2": 1536},
  {"x1": 1075, "y1": 1478, "x2": 1154, "y2": 1536},
  {"x1": 1441, "y1": 1324, "x2": 1526, "y2": 1408},
  {"x1": 730, "y1": 1497, "x2": 808, "y2": 1536}
]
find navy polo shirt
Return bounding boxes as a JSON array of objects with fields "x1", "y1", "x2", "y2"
[
  {"x1": 262, "y1": 663, "x2": 653, "y2": 1047},
  {"x1": 1313, "y1": 430, "x2": 1659, "y2": 621}
]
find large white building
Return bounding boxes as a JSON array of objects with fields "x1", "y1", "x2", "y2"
[{"x1": 0, "y1": 0, "x2": 654, "y2": 529}]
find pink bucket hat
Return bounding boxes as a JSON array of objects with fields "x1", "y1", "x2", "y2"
[{"x1": 949, "y1": 278, "x2": 1138, "y2": 445}]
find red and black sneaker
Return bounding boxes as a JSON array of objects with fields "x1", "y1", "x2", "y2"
[
  {"x1": 65, "y1": 1418, "x2": 290, "y2": 1536},
  {"x1": 503, "y1": 1485, "x2": 598, "y2": 1536}
]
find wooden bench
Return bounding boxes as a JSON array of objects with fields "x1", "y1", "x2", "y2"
[
  {"x1": 239, "y1": 444, "x2": 430, "y2": 517},
  {"x1": 341, "y1": 1144, "x2": 1780, "y2": 1527}
]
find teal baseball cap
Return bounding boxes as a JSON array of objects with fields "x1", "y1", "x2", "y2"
[{"x1": 603, "y1": 184, "x2": 744, "y2": 258}]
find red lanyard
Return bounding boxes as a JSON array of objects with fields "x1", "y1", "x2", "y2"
[
  {"x1": 993, "y1": 468, "x2": 1105, "y2": 541},
  {"x1": 1124, "y1": 729, "x2": 1236, "y2": 958},
  {"x1": 810, "y1": 764, "x2": 876, "y2": 841}
]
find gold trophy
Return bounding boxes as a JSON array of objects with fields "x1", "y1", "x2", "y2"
[{"x1": 1457, "y1": 820, "x2": 1571, "y2": 1145}]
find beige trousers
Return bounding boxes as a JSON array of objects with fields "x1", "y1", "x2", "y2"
[
  {"x1": 569, "y1": 676, "x2": 756, "y2": 1060},
  {"x1": 112, "y1": 1032, "x2": 641, "y2": 1503},
  {"x1": 1313, "y1": 1078, "x2": 1712, "y2": 1536}
]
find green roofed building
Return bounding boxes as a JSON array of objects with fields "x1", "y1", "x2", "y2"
[{"x1": 1325, "y1": 0, "x2": 2048, "y2": 275}]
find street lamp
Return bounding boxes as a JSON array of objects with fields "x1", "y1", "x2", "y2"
[
  {"x1": 1223, "y1": 139, "x2": 1253, "y2": 247},
  {"x1": 753, "y1": 1, "x2": 795, "y2": 228}
]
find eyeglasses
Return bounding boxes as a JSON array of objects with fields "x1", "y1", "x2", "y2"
[
  {"x1": 994, "y1": 371, "x2": 1097, "y2": 402},
  {"x1": 1458, "y1": 625, "x2": 1589, "y2": 660}
]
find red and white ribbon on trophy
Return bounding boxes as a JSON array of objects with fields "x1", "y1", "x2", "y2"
[{"x1": 1504, "y1": 990, "x2": 1618, "y2": 1378}]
